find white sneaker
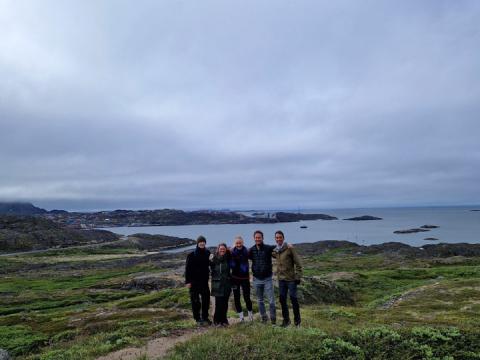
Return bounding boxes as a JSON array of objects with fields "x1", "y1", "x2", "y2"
[
  {"x1": 238, "y1": 312, "x2": 244, "y2": 322},
  {"x1": 248, "y1": 311, "x2": 253, "y2": 321}
]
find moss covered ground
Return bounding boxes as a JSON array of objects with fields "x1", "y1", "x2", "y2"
[{"x1": 1, "y1": 244, "x2": 479, "y2": 359}]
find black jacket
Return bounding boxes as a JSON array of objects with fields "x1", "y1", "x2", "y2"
[
  {"x1": 249, "y1": 243, "x2": 275, "y2": 280},
  {"x1": 185, "y1": 247, "x2": 211, "y2": 288}
]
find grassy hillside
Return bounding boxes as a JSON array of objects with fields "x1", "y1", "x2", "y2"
[{"x1": 0, "y1": 241, "x2": 479, "y2": 359}]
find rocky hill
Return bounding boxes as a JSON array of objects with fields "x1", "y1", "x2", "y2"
[
  {"x1": 0, "y1": 215, "x2": 118, "y2": 253},
  {"x1": 0, "y1": 202, "x2": 47, "y2": 215}
]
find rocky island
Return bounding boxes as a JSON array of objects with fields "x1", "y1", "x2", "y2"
[
  {"x1": 0, "y1": 202, "x2": 339, "y2": 229},
  {"x1": 343, "y1": 215, "x2": 383, "y2": 221}
]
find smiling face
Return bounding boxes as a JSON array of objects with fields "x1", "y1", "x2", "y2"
[
  {"x1": 254, "y1": 232, "x2": 263, "y2": 246},
  {"x1": 275, "y1": 232, "x2": 284, "y2": 246},
  {"x1": 234, "y1": 237, "x2": 244, "y2": 249},
  {"x1": 218, "y1": 245, "x2": 227, "y2": 256},
  {"x1": 197, "y1": 241, "x2": 206, "y2": 249}
]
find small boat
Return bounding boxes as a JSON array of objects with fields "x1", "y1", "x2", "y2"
[{"x1": 300, "y1": 225, "x2": 308, "y2": 229}]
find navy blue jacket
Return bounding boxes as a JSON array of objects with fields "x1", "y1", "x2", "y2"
[{"x1": 249, "y1": 243, "x2": 275, "y2": 280}]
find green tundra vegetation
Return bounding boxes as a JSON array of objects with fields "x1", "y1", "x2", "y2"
[{"x1": 1, "y1": 239, "x2": 480, "y2": 359}]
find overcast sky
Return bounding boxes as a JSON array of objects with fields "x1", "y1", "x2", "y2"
[{"x1": 0, "y1": 0, "x2": 479, "y2": 211}]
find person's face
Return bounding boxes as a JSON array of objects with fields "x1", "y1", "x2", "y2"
[
  {"x1": 254, "y1": 233, "x2": 263, "y2": 245},
  {"x1": 198, "y1": 241, "x2": 206, "y2": 249},
  {"x1": 275, "y1": 233, "x2": 284, "y2": 246},
  {"x1": 218, "y1": 245, "x2": 226, "y2": 255},
  {"x1": 235, "y1": 238, "x2": 243, "y2": 249}
]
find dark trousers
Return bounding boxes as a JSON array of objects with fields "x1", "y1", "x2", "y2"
[
  {"x1": 279, "y1": 280, "x2": 300, "y2": 324},
  {"x1": 214, "y1": 291, "x2": 231, "y2": 325},
  {"x1": 232, "y1": 278, "x2": 253, "y2": 313},
  {"x1": 190, "y1": 285, "x2": 210, "y2": 321}
]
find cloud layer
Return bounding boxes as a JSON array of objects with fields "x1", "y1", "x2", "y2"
[{"x1": 1, "y1": 0, "x2": 479, "y2": 210}]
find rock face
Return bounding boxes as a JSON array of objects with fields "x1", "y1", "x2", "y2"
[
  {"x1": 0, "y1": 202, "x2": 47, "y2": 215},
  {"x1": 0, "y1": 349, "x2": 11, "y2": 360},
  {"x1": 343, "y1": 215, "x2": 383, "y2": 221}
]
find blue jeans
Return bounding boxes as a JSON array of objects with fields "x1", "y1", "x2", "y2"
[
  {"x1": 253, "y1": 276, "x2": 276, "y2": 321},
  {"x1": 279, "y1": 280, "x2": 300, "y2": 324}
]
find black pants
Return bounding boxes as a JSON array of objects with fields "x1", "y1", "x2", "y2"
[
  {"x1": 190, "y1": 285, "x2": 210, "y2": 321},
  {"x1": 232, "y1": 278, "x2": 253, "y2": 313},
  {"x1": 214, "y1": 292, "x2": 230, "y2": 325},
  {"x1": 279, "y1": 280, "x2": 300, "y2": 324}
]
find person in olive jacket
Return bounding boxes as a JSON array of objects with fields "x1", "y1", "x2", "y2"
[
  {"x1": 185, "y1": 235, "x2": 211, "y2": 325},
  {"x1": 210, "y1": 243, "x2": 232, "y2": 326},
  {"x1": 273, "y1": 230, "x2": 303, "y2": 326}
]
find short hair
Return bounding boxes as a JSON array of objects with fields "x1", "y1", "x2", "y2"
[
  {"x1": 253, "y1": 230, "x2": 264, "y2": 238},
  {"x1": 275, "y1": 230, "x2": 284, "y2": 238},
  {"x1": 196, "y1": 235, "x2": 207, "y2": 244}
]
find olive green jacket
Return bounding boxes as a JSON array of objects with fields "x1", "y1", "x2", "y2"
[{"x1": 273, "y1": 243, "x2": 303, "y2": 281}]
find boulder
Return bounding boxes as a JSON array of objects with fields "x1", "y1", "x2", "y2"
[{"x1": 0, "y1": 349, "x2": 11, "y2": 360}]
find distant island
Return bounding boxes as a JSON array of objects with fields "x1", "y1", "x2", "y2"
[
  {"x1": 394, "y1": 224, "x2": 440, "y2": 234},
  {"x1": 343, "y1": 215, "x2": 383, "y2": 221},
  {"x1": 0, "y1": 202, "x2": 338, "y2": 229}
]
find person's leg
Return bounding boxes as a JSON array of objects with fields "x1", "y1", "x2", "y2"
[
  {"x1": 264, "y1": 277, "x2": 276, "y2": 324},
  {"x1": 232, "y1": 279, "x2": 243, "y2": 315},
  {"x1": 278, "y1": 280, "x2": 290, "y2": 325},
  {"x1": 253, "y1": 277, "x2": 267, "y2": 321},
  {"x1": 189, "y1": 287, "x2": 201, "y2": 322},
  {"x1": 242, "y1": 279, "x2": 253, "y2": 312},
  {"x1": 200, "y1": 286, "x2": 211, "y2": 323},
  {"x1": 222, "y1": 289, "x2": 231, "y2": 325},
  {"x1": 288, "y1": 281, "x2": 301, "y2": 325},
  {"x1": 213, "y1": 296, "x2": 221, "y2": 325}
]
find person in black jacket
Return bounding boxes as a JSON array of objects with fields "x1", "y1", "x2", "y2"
[
  {"x1": 249, "y1": 230, "x2": 276, "y2": 324},
  {"x1": 185, "y1": 235, "x2": 211, "y2": 325}
]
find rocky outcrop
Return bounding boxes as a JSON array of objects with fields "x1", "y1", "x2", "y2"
[
  {"x1": 296, "y1": 240, "x2": 360, "y2": 255},
  {"x1": 0, "y1": 349, "x2": 11, "y2": 360},
  {"x1": 424, "y1": 237, "x2": 439, "y2": 241},
  {"x1": 343, "y1": 215, "x2": 382, "y2": 221},
  {"x1": 0, "y1": 202, "x2": 47, "y2": 215},
  {"x1": 420, "y1": 225, "x2": 439, "y2": 229},
  {"x1": 0, "y1": 215, "x2": 118, "y2": 253}
]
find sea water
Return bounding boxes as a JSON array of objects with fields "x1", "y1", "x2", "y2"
[{"x1": 102, "y1": 206, "x2": 480, "y2": 249}]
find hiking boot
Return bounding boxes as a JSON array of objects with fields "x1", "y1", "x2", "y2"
[
  {"x1": 261, "y1": 316, "x2": 268, "y2": 323},
  {"x1": 281, "y1": 320, "x2": 291, "y2": 327},
  {"x1": 271, "y1": 318, "x2": 276, "y2": 325},
  {"x1": 294, "y1": 320, "x2": 301, "y2": 327}
]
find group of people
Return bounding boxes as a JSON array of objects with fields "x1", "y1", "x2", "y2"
[{"x1": 184, "y1": 230, "x2": 303, "y2": 327}]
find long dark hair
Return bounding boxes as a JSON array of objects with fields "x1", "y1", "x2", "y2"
[{"x1": 215, "y1": 243, "x2": 229, "y2": 257}]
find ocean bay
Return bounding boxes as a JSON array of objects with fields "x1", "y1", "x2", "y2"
[{"x1": 104, "y1": 206, "x2": 480, "y2": 248}]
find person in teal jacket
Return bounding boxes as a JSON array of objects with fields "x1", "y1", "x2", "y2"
[{"x1": 210, "y1": 243, "x2": 232, "y2": 326}]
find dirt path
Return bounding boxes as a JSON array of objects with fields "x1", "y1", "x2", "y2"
[
  {"x1": 379, "y1": 282, "x2": 440, "y2": 309},
  {"x1": 96, "y1": 327, "x2": 208, "y2": 360}
]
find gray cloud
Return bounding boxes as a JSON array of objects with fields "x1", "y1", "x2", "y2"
[{"x1": 1, "y1": 0, "x2": 479, "y2": 211}]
